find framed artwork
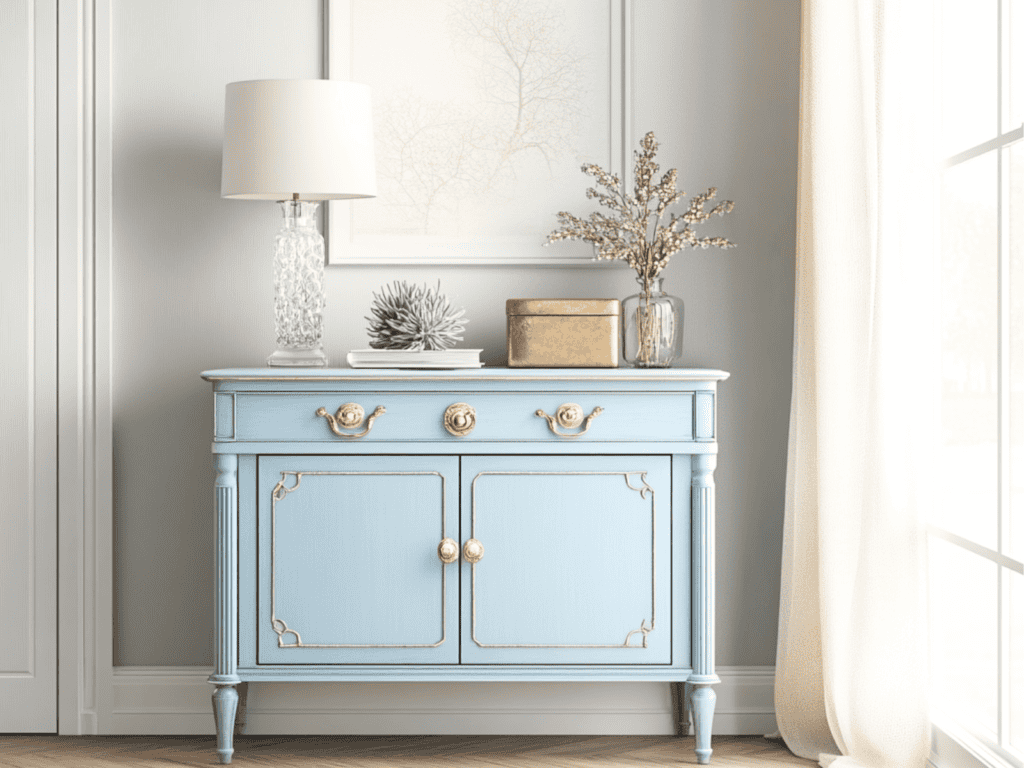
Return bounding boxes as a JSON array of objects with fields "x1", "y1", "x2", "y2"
[{"x1": 326, "y1": 0, "x2": 629, "y2": 265}]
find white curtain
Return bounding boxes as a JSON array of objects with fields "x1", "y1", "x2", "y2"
[{"x1": 776, "y1": 1, "x2": 936, "y2": 766}]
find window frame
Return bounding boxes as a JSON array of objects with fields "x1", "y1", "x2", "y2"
[{"x1": 930, "y1": 1, "x2": 1024, "y2": 766}]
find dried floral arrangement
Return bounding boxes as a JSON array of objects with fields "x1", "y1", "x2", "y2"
[
  {"x1": 545, "y1": 131, "x2": 736, "y2": 291},
  {"x1": 366, "y1": 281, "x2": 467, "y2": 351}
]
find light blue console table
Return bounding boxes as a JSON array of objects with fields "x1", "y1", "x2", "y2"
[{"x1": 202, "y1": 367, "x2": 728, "y2": 764}]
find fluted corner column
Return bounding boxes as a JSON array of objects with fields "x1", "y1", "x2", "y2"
[
  {"x1": 209, "y1": 453, "x2": 240, "y2": 764},
  {"x1": 688, "y1": 453, "x2": 719, "y2": 765}
]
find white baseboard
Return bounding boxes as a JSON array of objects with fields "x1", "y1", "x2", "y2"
[{"x1": 108, "y1": 666, "x2": 776, "y2": 736}]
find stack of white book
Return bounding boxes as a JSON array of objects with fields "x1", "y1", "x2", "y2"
[{"x1": 346, "y1": 349, "x2": 483, "y2": 369}]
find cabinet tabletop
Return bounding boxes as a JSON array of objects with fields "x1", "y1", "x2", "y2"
[{"x1": 201, "y1": 367, "x2": 730, "y2": 383}]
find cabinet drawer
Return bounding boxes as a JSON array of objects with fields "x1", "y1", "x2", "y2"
[{"x1": 227, "y1": 392, "x2": 695, "y2": 443}]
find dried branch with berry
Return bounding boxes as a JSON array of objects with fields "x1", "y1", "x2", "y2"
[{"x1": 545, "y1": 132, "x2": 736, "y2": 293}]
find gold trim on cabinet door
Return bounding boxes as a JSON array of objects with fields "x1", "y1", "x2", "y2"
[
  {"x1": 269, "y1": 470, "x2": 448, "y2": 649},
  {"x1": 468, "y1": 470, "x2": 657, "y2": 649}
]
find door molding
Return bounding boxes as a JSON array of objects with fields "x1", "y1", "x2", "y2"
[
  {"x1": 468, "y1": 470, "x2": 658, "y2": 650},
  {"x1": 268, "y1": 469, "x2": 451, "y2": 650},
  {"x1": 253, "y1": 457, "x2": 460, "y2": 667},
  {"x1": 57, "y1": 0, "x2": 113, "y2": 734},
  {"x1": 0, "y1": 0, "x2": 59, "y2": 733}
]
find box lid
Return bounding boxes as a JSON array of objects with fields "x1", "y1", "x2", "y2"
[{"x1": 506, "y1": 298, "x2": 620, "y2": 316}]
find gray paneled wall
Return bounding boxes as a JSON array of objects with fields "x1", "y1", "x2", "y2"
[{"x1": 111, "y1": 0, "x2": 797, "y2": 683}]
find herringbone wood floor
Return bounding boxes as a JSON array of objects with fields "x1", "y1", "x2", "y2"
[{"x1": 0, "y1": 735, "x2": 812, "y2": 767}]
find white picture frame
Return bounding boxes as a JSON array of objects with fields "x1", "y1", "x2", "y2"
[{"x1": 325, "y1": 0, "x2": 630, "y2": 266}]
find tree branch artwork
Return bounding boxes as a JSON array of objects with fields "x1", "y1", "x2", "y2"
[
  {"x1": 375, "y1": 95, "x2": 483, "y2": 235},
  {"x1": 372, "y1": 0, "x2": 585, "y2": 235},
  {"x1": 450, "y1": 0, "x2": 584, "y2": 181}
]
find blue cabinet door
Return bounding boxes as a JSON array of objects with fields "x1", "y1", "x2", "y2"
[
  {"x1": 257, "y1": 455, "x2": 459, "y2": 664},
  {"x1": 460, "y1": 455, "x2": 672, "y2": 665}
]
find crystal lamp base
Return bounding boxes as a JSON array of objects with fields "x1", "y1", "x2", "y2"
[
  {"x1": 268, "y1": 200, "x2": 328, "y2": 368},
  {"x1": 267, "y1": 346, "x2": 328, "y2": 367}
]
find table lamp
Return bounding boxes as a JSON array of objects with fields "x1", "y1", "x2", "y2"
[{"x1": 221, "y1": 79, "x2": 376, "y2": 366}]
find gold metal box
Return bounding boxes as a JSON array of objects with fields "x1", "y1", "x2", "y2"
[{"x1": 506, "y1": 298, "x2": 621, "y2": 368}]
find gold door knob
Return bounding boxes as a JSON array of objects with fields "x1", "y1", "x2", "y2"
[
  {"x1": 444, "y1": 403, "x2": 476, "y2": 437},
  {"x1": 437, "y1": 538, "x2": 459, "y2": 564},
  {"x1": 462, "y1": 538, "x2": 484, "y2": 563}
]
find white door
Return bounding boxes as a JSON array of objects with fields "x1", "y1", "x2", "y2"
[{"x1": 0, "y1": 0, "x2": 58, "y2": 731}]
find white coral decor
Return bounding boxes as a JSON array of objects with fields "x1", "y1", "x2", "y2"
[{"x1": 366, "y1": 281, "x2": 468, "y2": 351}]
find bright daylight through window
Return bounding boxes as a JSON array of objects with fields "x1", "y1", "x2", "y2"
[{"x1": 930, "y1": 0, "x2": 1024, "y2": 764}]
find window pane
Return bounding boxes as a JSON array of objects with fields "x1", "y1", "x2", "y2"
[
  {"x1": 938, "y1": 153, "x2": 999, "y2": 550},
  {"x1": 942, "y1": 0, "x2": 998, "y2": 155},
  {"x1": 929, "y1": 537, "x2": 999, "y2": 737},
  {"x1": 1010, "y1": 142, "x2": 1024, "y2": 561},
  {"x1": 1011, "y1": 568, "x2": 1024, "y2": 752}
]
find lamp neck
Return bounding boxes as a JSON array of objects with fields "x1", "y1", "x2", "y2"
[{"x1": 279, "y1": 200, "x2": 319, "y2": 229}]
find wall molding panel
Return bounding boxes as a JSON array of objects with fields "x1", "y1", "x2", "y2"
[
  {"x1": 57, "y1": 0, "x2": 113, "y2": 734},
  {"x1": 108, "y1": 666, "x2": 777, "y2": 736},
  {"x1": 54, "y1": 0, "x2": 799, "y2": 737},
  {"x1": 0, "y1": 0, "x2": 59, "y2": 732}
]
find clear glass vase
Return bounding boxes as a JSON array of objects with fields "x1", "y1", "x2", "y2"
[
  {"x1": 268, "y1": 200, "x2": 328, "y2": 367},
  {"x1": 622, "y1": 277, "x2": 684, "y2": 368}
]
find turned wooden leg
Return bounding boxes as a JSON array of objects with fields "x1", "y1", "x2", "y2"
[
  {"x1": 690, "y1": 454, "x2": 719, "y2": 763},
  {"x1": 235, "y1": 681, "x2": 249, "y2": 734},
  {"x1": 670, "y1": 682, "x2": 689, "y2": 736},
  {"x1": 671, "y1": 682, "x2": 694, "y2": 736},
  {"x1": 212, "y1": 685, "x2": 239, "y2": 764},
  {"x1": 210, "y1": 454, "x2": 241, "y2": 764},
  {"x1": 683, "y1": 681, "x2": 694, "y2": 736},
  {"x1": 690, "y1": 684, "x2": 716, "y2": 764}
]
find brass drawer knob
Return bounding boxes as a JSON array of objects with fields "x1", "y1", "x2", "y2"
[
  {"x1": 444, "y1": 403, "x2": 476, "y2": 437},
  {"x1": 462, "y1": 538, "x2": 484, "y2": 563},
  {"x1": 556, "y1": 403, "x2": 584, "y2": 428},
  {"x1": 315, "y1": 403, "x2": 386, "y2": 438},
  {"x1": 536, "y1": 404, "x2": 604, "y2": 438},
  {"x1": 437, "y1": 538, "x2": 459, "y2": 564}
]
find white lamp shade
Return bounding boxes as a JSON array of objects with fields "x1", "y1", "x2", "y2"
[{"x1": 221, "y1": 79, "x2": 376, "y2": 200}]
